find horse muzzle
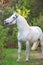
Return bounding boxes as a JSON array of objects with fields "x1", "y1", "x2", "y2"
[{"x1": 4, "y1": 20, "x2": 9, "y2": 28}]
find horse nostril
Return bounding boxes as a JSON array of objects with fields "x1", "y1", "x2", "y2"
[
  {"x1": 5, "y1": 22, "x2": 9, "y2": 25},
  {"x1": 4, "y1": 20, "x2": 9, "y2": 25}
]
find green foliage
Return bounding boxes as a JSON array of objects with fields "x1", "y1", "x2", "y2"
[
  {"x1": 0, "y1": 25, "x2": 9, "y2": 43},
  {"x1": 3, "y1": 7, "x2": 14, "y2": 19},
  {"x1": 1, "y1": 7, "x2": 18, "y2": 48},
  {"x1": 29, "y1": 14, "x2": 43, "y2": 31},
  {"x1": 16, "y1": 6, "x2": 30, "y2": 19},
  {"x1": 11, "y1": 0, "x2": 30, "y2": 19},
  {"x1": 9, "y1": 27, "x2": 18, "y2": 41},
  {"x1": 0, "y1": 24, "x2": 9, "y2": 64},
  {"x1": 0, "y1": 0, "x2": 43, "y2": 50}
]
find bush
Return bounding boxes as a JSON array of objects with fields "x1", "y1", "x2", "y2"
[
  {"x1": 2, "y1": 4, "x2": 30, "y2": 49},
  {"x1": 0, "y1": 0, "x2": 43, "y2": 50},
  {"x1": 1, "y1": 7, "x2": 18, "y2": 48},
  {"x1": 0, "y1": 24, "x2": 9, "y2": 64}
]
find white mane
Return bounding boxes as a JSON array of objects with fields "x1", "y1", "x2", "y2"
[{"x1": 17, "y1": 14, "x2": 30, "y2": 31}]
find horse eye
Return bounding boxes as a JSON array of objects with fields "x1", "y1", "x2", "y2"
[{"x1": 13, "y1": 17, "x2": 15, "y2": 19}]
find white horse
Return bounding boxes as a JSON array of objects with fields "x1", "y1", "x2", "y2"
[{"x1": 4, "y1": 12, "x2": 43, "y2": 62}]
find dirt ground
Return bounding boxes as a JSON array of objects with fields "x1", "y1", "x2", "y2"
[{"x1": 30, "y1": 53, "x2": 41, "y2": 58}]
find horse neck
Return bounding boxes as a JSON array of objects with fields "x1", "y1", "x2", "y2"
[{"x1": 17, "y1": 15, "x2": 30, "y2": 31}]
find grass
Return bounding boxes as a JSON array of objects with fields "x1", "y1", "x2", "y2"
[{"x1": 2, "y1": 48, "x2": 43, "y2": 65}]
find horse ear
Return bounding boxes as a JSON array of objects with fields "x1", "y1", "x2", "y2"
[
  {"x1": 13, "y1": 11, "x2": 18, "y2": 18},
  {"x1": 15, "y1": 14, "x2": 18, "y2": 18}
]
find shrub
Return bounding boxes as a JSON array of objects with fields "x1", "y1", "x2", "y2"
[{"x1": 0, "y1": 24, "x2": 9, "y2": 64}]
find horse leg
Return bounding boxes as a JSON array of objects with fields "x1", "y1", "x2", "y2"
[
  {"x1": 41, "y1": 42, "x2": 43, "y2": 59},
  {"x1": 26, "y1": 41, "x2": 30, "y2": 62},
  {"x1": 40, "y1": 35, "x2": 43, "y2": 59},
  {"x1": 17, "y1": 41, "x2": 21, "y2": 62}
]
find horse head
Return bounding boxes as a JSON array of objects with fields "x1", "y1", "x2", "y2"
[{"x1": 4, "y1": 12, "x2": 18, "y2": 26}]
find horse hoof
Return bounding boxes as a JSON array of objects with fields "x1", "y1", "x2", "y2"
[
  {"x1": 25, "y1": 59, "x2": 29, "y2": 62},
  {"x1": 17, "y1": 59, "x2": 20, "y2": 62}
]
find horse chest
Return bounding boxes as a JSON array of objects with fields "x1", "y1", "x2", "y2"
[{"x1": 18, "y1": 31, "x2": 29, "y2": 41}]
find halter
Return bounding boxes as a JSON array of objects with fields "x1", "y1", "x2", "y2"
[{"x1": 10, "y1": 14, "x2": 18, "y2": 24}]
